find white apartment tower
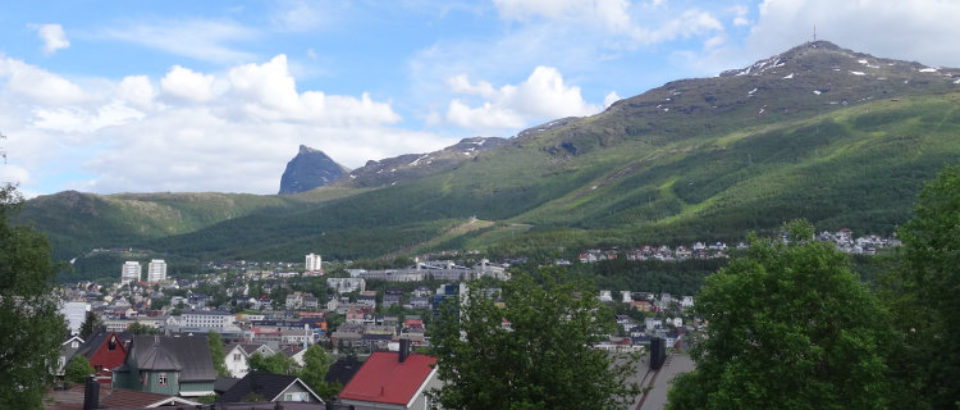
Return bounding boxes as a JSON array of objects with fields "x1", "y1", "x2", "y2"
[
  {"x1": 121, "y1": 261, "x2": 142, "y2": 284},
  {"x1": 305, "y1": 253, "x2": 323, "y2": 274},
  {"x1": 147, "y1": 259, "x2": 167, "y2": 282}
]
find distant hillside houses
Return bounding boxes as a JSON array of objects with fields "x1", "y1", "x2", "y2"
[
  {"x1": 346, "y1": 259, "x2": 510, "y2": 282},
  {"x1": 580, "y1": 230, "x2": 900, "y2": 263},
  {"x1": 815, "y1": 229, "x2": 901, "y2": 255},
  {"x1": 579, "y1": 242, "x2": 738, "y2": 263}
]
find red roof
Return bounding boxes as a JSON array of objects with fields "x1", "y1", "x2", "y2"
[{"x1": 338, "y1": 351, "x2": 438, "y2": 406}]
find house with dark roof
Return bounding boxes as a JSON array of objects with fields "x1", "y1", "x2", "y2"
[
  {"x1": 111, "y1": 335, "x2": 217, "y2": 397},
  {"x1": 55, "y1": 335, "x2": 85, "y2": 381},
  {"x1": 323, "y1": 356, "x2": 362, "y2": 389},
  {"x1": 337, "y1": 347, "x2": 439, "y2": 410},
  {"x1": 218, "y1": 371, "x2": 324, "y2": 404},
  {"x1": 43, "y1": 381, "x2": 202, "y2": 409},
  {"x1": 74, "y1": 331, "x2": 128, "y2": 383}
]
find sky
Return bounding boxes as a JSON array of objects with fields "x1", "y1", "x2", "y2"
[{"x1": 3, "y1": 0, "x2": 960, "y2": 197}]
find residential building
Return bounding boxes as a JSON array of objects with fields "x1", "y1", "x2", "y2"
[
  {"x1": 112, "y1": 335, "x2": 217, "y2": 397},
  {"x1": 218, "y1": 371, "x2": 324, "y2": 404},
  {"x1": 75, "y1": 331, "x2": 130, "y2": 383},
  {"x1": 179, "y1": 310, "x2": 240, "y2": 333},
  {"x1": 61, "y1": 301, "x2": 91, "y2": 335},
  {"x1": 305, "y1": 253, "x2": 323, "y2": 275},
  {"x1": 224, "y1": 343, "x2": 276, "y2": 378},
  {"x1": 55, "y1": 335, "x2": 85, "y2": 380},
  {"x1": 337, "y1": 344, "x2": 440, "y2": 410},
  {"x1": 147, "y1": 259, "x2": 167, "y2": 282},
  {"x1": 327, "y1": 278, "x2": 365, "y2": 294},
  {"x1": 121, "y1": 261, "x2": 142, "y2": 284}
]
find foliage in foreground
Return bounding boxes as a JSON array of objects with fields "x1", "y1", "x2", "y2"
[
  {"x1": 0, "y1": 185, "x2": 66, "y2": 409},
  {"x1": 668, "y1": 221, "x2": 892, "y2": 409},
  {"x1": 883, "y1": 165, "x2": 960, "y2": 409},
  {"x1": 247, "y1": 345, "x2": 335, "y2": 400},
  {"x1": 64, "y1": 355, "x2": 95, "y2": 386},
  {"x1": 430, "y1": 273, "x2": 640, "y2": 410}
]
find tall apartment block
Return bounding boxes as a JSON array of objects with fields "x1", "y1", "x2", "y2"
[
  {"x1": 121, "y1": 261, "x2": 141, "y2": 284},
  {"x1": 147, "y1": 259, "x2": 167, "y2": 282}
]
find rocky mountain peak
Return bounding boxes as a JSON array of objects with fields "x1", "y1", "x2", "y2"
[{"x1": 278, "y1": 145, "x2": 350, "y2": 195}]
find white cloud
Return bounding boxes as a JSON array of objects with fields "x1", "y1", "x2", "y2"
[
  {"x1": 441, "y1": 66, "x2": 601, "y2": 130},
  {"x1": 100, "y1": 19, "x2": 257, "y2": 64},
  {"x1": 446, "y1": 99, "x2": 526, "y2": 129},
  {"x1": 731, "y1": 5, "x2": 749, "y2": 27},
  {"x1": 227, "y1": 55, "x2": 401, "y2": 125},
  {"x1": 495, "y1": 0, "x2": 633, "y2": 32},
  {"x1": 0, "y1": 55, "x2": 439, "y2": 195},
  {"x1": 603, "y1": 91, "x2": 621, "y2": 108},
  {"x1": 33, "y1": 102, "x2": 145, "y2": 134},
  {"x1": 32, "y1": 24, "x2": 70, "y2": 55},
  {"x1": 270, "y1": 0, "x2": 335, "y2": 31},
  {"x1": 493, "y1": 0, "x2": 723, "y2": 47},
  {"x1": 161, "y1": 65, "x2": 218, "y2": 102},
  {"x1": 116, "y1": 75, "x2": 156, "y2": 109},
  {"x1": 0, "y1": 57, "x2": 87, "y2": 105}
]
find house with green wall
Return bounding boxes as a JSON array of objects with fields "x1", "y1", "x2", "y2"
[{"x1": 112, "y1": 335, "x2": 217, "y2": 397}]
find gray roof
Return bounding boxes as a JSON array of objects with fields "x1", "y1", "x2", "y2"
[{"x1": 126, "y1": 335, "x2": 217, "y2": 382}]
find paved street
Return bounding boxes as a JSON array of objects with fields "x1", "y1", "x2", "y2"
[{"x1": 639, "y1": 354, "x2": 696, "y2": 410}]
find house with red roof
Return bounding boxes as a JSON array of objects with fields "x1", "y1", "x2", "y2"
[
  {"x1": 337, "y1": 344, "x2": 439, "y2": 410},
  {"x1": 73, "y1": 331, "x2": 129, "y2": 384}
]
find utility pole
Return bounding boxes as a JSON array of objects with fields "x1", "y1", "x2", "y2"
[{"x1": 813, "y1": 25, "x2": 817, "y2": 41}]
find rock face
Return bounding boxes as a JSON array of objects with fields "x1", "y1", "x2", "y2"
[
  {"x1": 342, "y1": 137, "x2": 509, "y2": 188},
  {"x1": 278, "y1": 145, "x2": 350, "y2": 194}
]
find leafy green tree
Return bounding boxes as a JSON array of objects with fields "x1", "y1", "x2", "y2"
[
  {"x1": 668, "y1": 221, "x2": 891, "y2": 409},
  {"x1": 78, "y1": 310, "x2": 104, "y2": 339},
  {"x1": 126, "y1": 322, "x2": 160, "y2": 335},
  {"x1": 0, "y1": 184, "x2": 66, "y2": 409},
  {"x1": 63, "y1": 355, "x2": 95, "y2": 386},
  {"x1": 885, "y1": 165, "x2": 960, "y2": 408},
  {"x1": 207, "y1": 331, "x2": 229, "y2": 377},
  {"x1": 247, "y1": 352, "x2": 298, "y2": 376},
  {"x1": 430, "y1": 272, "x2": 640, "y2": 409},
  {"x1": 299, "y1": 345, "x2": 336, "y2": 400}
]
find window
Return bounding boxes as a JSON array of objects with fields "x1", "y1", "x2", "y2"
[
  {"x1": 284, "y1": 393, "x2": 293, "y2": 401},
  {"x1": 158, "y1": 373, "x2": 168, "y2": 387},
  {"x1": 108, "y1": 337, "x2": 117, "y2": 350},
  {"x1": 233, "y1": 353, "x2": 241, "y2": 361}
]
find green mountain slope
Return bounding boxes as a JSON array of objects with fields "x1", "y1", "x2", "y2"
[{"x1": 19, "y1": 41, "x2": 960, "y2": 269}]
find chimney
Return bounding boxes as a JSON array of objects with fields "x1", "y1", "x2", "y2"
[
  {"x1": 399, "y1": 338, "x2": 410, "y2": 363},
  {"x1": 83, "y1": 375, "x2": 100, "y2": 410}
]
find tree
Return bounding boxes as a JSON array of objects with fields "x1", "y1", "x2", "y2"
[
  {"x1": 63, "y1": 355, "x2": 95, "y2": 386},
  {"x1": 668, "y1": 221, "x2": 891, "y2": 409},
  {"x1": 247, "y1": 352, "x2": 298, "y2": 376},
  {"x1": 79, "y1": 310, "x2": 104, "y2": 339},
  {"x1": 884, "y1": 165, "x2": 960, "y2": 408},
  {"x1": 126, "y1": 322, "x2": 160, "y2": 335},
  {"x1": 0, "y1": 184, "x2": 66, "y2": 409},
  {"x1": 430, "y1": 272, "x2": 640, "y2": 409},
  {"x1": 207, "y1": 331, "x2": 229, "y2": 377},
  {"x1": 299, "y1": 345, "x2": 336, "y2": 400}
]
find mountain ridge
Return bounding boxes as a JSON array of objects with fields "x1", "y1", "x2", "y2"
[{"x1": 17, "y1": 41, "x2": 960, "y2": 274}]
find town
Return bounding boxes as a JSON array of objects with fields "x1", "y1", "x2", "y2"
[{"x1": 47, "y1": 229, "x2": 898, "y2": 409}]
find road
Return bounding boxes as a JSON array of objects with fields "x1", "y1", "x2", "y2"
[{"x1": 638, "y1": 353, "x2": 696, "y2": 410}]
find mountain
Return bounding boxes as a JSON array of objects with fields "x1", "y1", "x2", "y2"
[
  {"x1": 278, "y1": 145, "x2": 350, "y2": 194},
  {"x1": 18, "y1": 41, "x2": 960, "y2": 273},
  {"x1": 341, "y1": 137, "x2": 509, "y2": 188}
]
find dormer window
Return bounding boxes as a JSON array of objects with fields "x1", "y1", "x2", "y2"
[{"x1": 158, "y1": 373, "x2": 168, "y2": 387}]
